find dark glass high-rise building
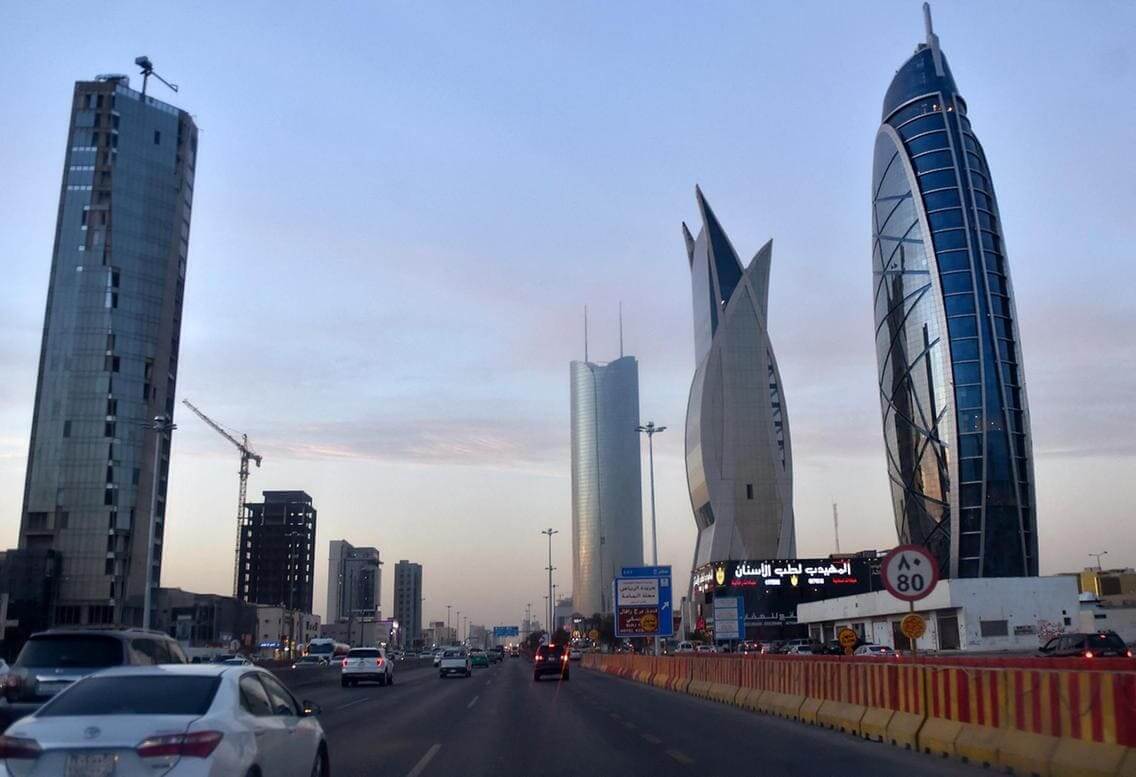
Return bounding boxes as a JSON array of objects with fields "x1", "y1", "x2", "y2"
[
  {"x1": 237, "y1": 491, "x2": 317, "y2": 612},
  {"x1": 872, "y1": 6, "x2": 1036, "y2": 578},
  {"x1": 18, "y1": 75, "x2": 198, "y2": 626},
  {"x1": 393, "y1": 560, "x2": 423, "y2": 648}
]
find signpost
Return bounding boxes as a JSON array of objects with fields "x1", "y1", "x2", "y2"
[
  {"x1": 880, "y1": 545, "x2": 940, "y2": 656},
  {"x1": 613, "y1": 566, "x2": 673, "y2": 642},
  {"x1": 712, "y1": 596, "x2": 744, "y2": 643}
]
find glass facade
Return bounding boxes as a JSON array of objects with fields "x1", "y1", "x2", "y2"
[
  {"x1": 683, "y1": 188, "x2": 795, "y2": 573},
  {"x1": 19, "y1": 76, "x2": 197, "y2": 626},
  {"x1": 872, "y1": 21, "x2": 1036, "y2": 578},
  {"x1": 570, "y1": 356, "x2": 643, "y2": 616},
  {"x1": 393, "y1": 560, "x2": 423, "y2": 648}
]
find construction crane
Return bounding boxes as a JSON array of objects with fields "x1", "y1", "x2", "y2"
[{"x1": 181, "y1": 399, "x2": 263, "y2": 597}]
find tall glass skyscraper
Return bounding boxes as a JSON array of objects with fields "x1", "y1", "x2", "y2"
[
  {"x1": 18, "y1": 74, "x2": 198, "y2": 626},
  {"x1": 683, "y1": 188, "x2": 795, "y2": 569},
  {"x1": 872, "y1": 6, "x2": 1036, "y2": 578},
  {"x1": 570, "y1": 354, "x2": 643, "y2": 616}
]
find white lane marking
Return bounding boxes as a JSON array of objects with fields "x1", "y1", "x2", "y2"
[
  {"x1": 406, "y1": 743, "x2": 441, "y2": 777},
  {"x1": 334, "y1": 697, "x2": 371, "y2": 711},
  {"x1": 467, "y1": 695, "x2": 480, "y2": 709},
  {"x1": 641, "y1": 733, "x2": 662, "y2": 744},
  {"x1": 485, "y1": 679, "x2": 492, "y2": 686},
  {"x1": 666, "y1": 749, "x2": 695, "y2": 765}
]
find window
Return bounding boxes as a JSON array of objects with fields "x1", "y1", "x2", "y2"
[
  {"x1": 923, "y1": 188, "x2": 960, "y2": 210},
  {"x1": 945, "y1": 294, "x2": 975, "y2": 316},
  {"x1": 940, "y1": 271, "x2": 972, "y2": 294},
  {"x1": 913, "y1": 150, "x2": 953, "y2": 173},
  {"x1": 928, "y1": 209, "x2": 964, "y2": 230},
  {"x1": 105, "y1": 422, "x2": 116, "y2": 438},
  {"x1": 107, "y1": 399, "x2": 117, "y2": 416},
  {"x1": 239, "y1": 675, "x2": 273, "y2": 716},
  {"x1": 154, "y1": 130, "x2": 161, "y2": 145},
  {"x1": 979, "y1": 620, "x2": 1009, "y2": 638},
  {"x1": 933, "y1": 229, "x2": 967, "y2": 251},
  {"x1": 40, "y1": 676, "x2": 219, "y2": 717},
  {"x1": 937, "y1": 614, "x2": 960, "y2": 650},
  {"x1": 259, "y1": 674, "x2": 299, "y2": 717},
  {"x1": 745, "y1": 484, "x2": 753, "y2": 500},
  {"x1": 63, "y1": 420, "x2": 71, "y2": 437}
]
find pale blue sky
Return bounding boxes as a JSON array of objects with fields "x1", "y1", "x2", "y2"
[{"x1": 1, "y1": 1, "x2": 1133, "y2": 626}]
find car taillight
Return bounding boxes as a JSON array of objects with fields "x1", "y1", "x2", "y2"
[
  {"x1": 1128, "y1": 650, "x2": 1133, "y2": 658},
  {"x1": 1084, "y1": 651, "x2": 1094, "y2": 659},
  {"x1": 137, "y1": 731, "x2": 223, "y2": 759},
  {"x1": 342, "y1": 659, "x2": 348, "y2": 668},
  {"x1": 2, "y1": 673, "x2": 25, "y2": 702},
  {"x1": 0, "y1": 735, "x2": 42, "y2": 759},
  {"x1": 377, "y1": 658, "x2": 384, "y2": 667}
]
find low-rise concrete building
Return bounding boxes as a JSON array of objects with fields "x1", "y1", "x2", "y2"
[
  {"x1": 254, "y1": 605, "x2": 320, "y2": 660},
  {"x1": 797, "y1": 577, "x2": 1079, "y2": 653}
]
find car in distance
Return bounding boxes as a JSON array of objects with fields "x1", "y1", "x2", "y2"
[
  {"x1": 508, "y1": 645, "x2": 520, "y2": 657},
  {"x1": 1038, "y1": 631, "x2": 1132, "y2": 658},
  {"x1": 0, "y1": 628, "x2": 188, "y2": 727},
  {"x1": 853, "y1": 644, "x2": 896, "y2": 657},
  {"x1": 439, "y1": 649, "x2": 472, "y2": 678},
  {"x1": 341, "y1": 647, "x2": 394, "y2": 687},
  {"x1": 568, "y1": 646, "x2": 583, "y2": 661},
  {"x1": 292, "y1": 655, "x2": 327, "y2": 669},
  {"x1": 433, "y1": 650, "x2": 445, "y2": 668},
  {"x1": 0, "y1": 664, "x2": 328, "y2": 776},
  {"x1": 470, "y1": 649, "x2": 490, "y2": 669},
  {"x1": 533, "y1": 644, "x2": 569, "y2": 682},
  {"x1": 786, "y1": 644, "x2": 815, "y2": 655}
]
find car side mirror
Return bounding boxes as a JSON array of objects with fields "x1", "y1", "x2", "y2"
[{"x1": 302, "y1": 700, "x2": 322, "y2": 717}]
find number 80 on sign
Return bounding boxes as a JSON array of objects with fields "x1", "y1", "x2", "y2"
[{"x1": 881, "y1": 544, "x2": 940, "y2": 602}]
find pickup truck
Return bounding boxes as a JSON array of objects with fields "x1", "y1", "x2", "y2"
[{"x1": 439, "y1": 648, "x2": 471, "y2": 678}]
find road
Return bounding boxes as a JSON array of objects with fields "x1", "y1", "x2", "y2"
[{"x1": 281, "y1": 656, "x2": 988, "y2": 777}]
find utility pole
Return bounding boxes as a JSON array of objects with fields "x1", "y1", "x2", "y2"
[
  {"x1": 142, "y1": 415, "x2": 176, "y2": 630},
  {"x1": 636, "y1": 422, "x2": 666, "y2": 655},
  {"x1": 541, "y1": 528, "x2": 559, "y2": 641},
  {"x1": 446, "y1": 604, "x2": 452, "y2": 643}
]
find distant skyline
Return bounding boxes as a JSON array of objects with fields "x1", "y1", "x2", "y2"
[{"x1": 1, "y1": 2, "x2": 1133, "y2": 626}]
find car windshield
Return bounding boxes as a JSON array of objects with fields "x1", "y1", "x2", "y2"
[
  {"x1": 1088, "y1": 633, "x2": 1125, "y2": 649},
  {"x1": 347, "y1": 649, "x2": 379, "y2": 657},
  {"x1": 38, "y1": 675, "x2": 220, "y2": 717},
  {"x1": 16, "y1": 636, "x2": 122, "y2": 668}
]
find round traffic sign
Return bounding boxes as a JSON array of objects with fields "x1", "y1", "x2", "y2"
[
  {"x1": 900, "y1": 613, "x2": 926, "y2": 640},
  {"x1": 837, "y1": 627, "x2": 858, "y2": 649},
  {"x1": 881, "y1": 544, "x2": 939, "y2": 602}
]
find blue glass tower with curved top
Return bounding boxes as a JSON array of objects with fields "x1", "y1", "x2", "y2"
[{"x1": 873, "y1": 5, "x2": 1037, "y2": 578}]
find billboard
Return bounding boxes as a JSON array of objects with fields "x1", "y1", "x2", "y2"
[
  {"x1": 712, "y1": 596, "x2": 744, "y2": 641},
  {"x1": 613, "y1": 566, "x2": 673, "y2": 638},
  {"x1": 693, "y1": 558, "x2": 877, "y2": 626}
]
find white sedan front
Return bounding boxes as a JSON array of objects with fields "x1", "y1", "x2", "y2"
[{"x1": 0, "y1": 664, "x2": 328, "y2": 776}]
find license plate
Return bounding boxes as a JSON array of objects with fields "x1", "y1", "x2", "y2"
[{"x1": 65, "y1": 752, "x2": 117, "y2": 777}]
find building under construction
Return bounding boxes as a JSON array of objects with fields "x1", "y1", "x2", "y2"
[{"x1": 237, "y1": 491, "x2": 317, "y2": 613}]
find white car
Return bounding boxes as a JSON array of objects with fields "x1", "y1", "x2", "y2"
[
  {"x1": 674, "y1": 641, "x2": 696, "y2": 654},
  {"x1": 787, "y1": 644, "x2": 815, "y2": 655},
  {"x1": 432, "y1": 650, "x2": 444, "y2": 667},
  {"x1": 341, "y1": 647, "x2": 393, "y2": 687},
  {"x1": 438, "y1": 648, "x2": 472, "y2": 678},
  {"x1": 0, "y1": 664, "x2": 327, "y2": 776},
  {"x1": 854, "y1": 644, "x2": 896, "y2": 657},
  {"x1": 568, "y1": 648, "x2": 583, "y2": 661},
  {"x1": 694, "y1": 644, "x2": 717, "y2": 654}
]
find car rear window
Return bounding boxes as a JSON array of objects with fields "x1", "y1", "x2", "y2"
[
  {"x1": 347, "y1": 649, "x2": 379, "y2": 657},
  {"x1": 38, "y1": 675, "x2": 220, "y2": 717},
  {"x1": 443, "y1": 650, "x2": 465, "y2": 658},
  {"x1": 16, "y1": 636, "x2": 123, "y2": 668},
  {"x1": 1088, "y1": 633, "x2": 1126, "y2": 650}
]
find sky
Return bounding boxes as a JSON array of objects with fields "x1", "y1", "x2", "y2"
[{"x1": 1, "y1": 1, "x2": 1133, "y2": 629}]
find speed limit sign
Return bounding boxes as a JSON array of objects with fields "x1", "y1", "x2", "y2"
[{"x1": 881, "y1": 545, "x2": 939, "y2": 602}]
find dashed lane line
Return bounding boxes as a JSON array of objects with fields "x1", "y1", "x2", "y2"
[
  {"x1": 666, "y1": 749, "x2": 695, "y2": 766},
  {"x1": 622, "y1": 721, "x2": 637, "y2": 730},
  {"x1": 467, "y1": 695, "x2": 480, "y2": 709},
  {"x1": 640, "y1": 733, "x2": 662, "y2": 745},
  {"x1": 406, "y1": 743, "x2": 441, "y2": 777},
  {"x1": 334, "y1": 697, "x2": 372, "y2": 711}
]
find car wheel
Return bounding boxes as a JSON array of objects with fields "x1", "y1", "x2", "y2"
[{"x1": 378, "y1": 674, "x2": 387, "y2": 687}]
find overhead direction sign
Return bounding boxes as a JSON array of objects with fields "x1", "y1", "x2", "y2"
[
  {"x1": 492, "y1": 626, "x2": 519, "y2": 638},
  {"x1": 613, "y1": 565, "x2": 673, "y2": 639},
  {"x1": 881, "y1": 545, "x2": 939, "y2": 602},
  {"x1": 713, "y1": 596, "x2": 744, "y2": 642}
]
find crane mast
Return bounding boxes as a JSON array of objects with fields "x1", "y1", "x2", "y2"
[{"x1": 181, "y1": 399, "x2": 263, "y2": 596}]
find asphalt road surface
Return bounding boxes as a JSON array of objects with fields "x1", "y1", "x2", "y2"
[{"x1": 281, "y1": 657, "x2": 988, "y2": 777}]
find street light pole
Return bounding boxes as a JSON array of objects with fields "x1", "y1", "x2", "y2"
[
  {"x1": 142, "y1": 414, "x2": 176, "y2": 630},
  {"x1": 446, "y1": 604, "x2": 452, "y2": 643},
  {"x1": 541, "y1": 528, "x2": 559, "y2": 642},
  {"x1": 636, "y1": 421, "x2": 666, "y2": 655},
  {"x1": 1090, "y1": 551, "x2": 1108, "y2": 570}
]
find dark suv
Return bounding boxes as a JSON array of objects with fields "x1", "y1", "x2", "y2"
[
  {"x1": 1038, "y1": 631, "x2": 1131, "y2": 659},
  {"x1": 0, "y1": 628, "x2": 188, "y2": 725},
  {"x1": 533, "y1": 644, "x2": 569, "y2": 682}
]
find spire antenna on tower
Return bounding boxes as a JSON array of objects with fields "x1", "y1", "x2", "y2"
[
  {"x1": 584, "y1": 305, "x2": 589, "y2": 363},
  {"x1": 619, "y1": 301, "x2": 624, "y2": 358}
]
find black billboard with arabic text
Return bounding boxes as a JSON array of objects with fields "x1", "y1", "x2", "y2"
[{"x1": 693, "y1": 558, "x2": 879, "y2": 625}]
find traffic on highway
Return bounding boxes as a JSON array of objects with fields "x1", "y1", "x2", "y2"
[{"x1": 0, "y1": 628, "x2": 1002, "y2": 777}]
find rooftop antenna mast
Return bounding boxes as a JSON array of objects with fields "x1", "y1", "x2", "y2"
[
  {"x1": 584, "y1": 305, "x2": 589, "y2": 363},
  {"x1": 832, "y1": 501, "x2": 841, "y2": 555},
  {"x1": 922, "y1": 3, "x2": 945, "y2": 77},
  {"x1": 135, "y1": 56, "x2": 179, "y2": 97},
  {"x1": 619, "y1": 301, "x2": 624, "y2": 358}
]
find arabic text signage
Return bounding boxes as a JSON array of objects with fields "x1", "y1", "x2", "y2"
[{"x1": 613, "y1": 565, "x2": 673, "y2": 638}]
